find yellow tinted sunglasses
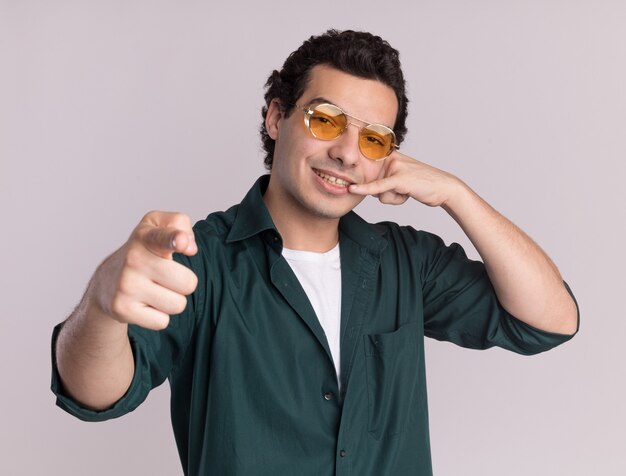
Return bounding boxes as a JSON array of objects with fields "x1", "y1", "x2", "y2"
[{"x1": 299, "y1": 102, "x2": 398, "y2": 161}]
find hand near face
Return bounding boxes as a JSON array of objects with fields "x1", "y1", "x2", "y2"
[{"x1": 348, "y1": 152, "x2": 462, "y2": 208}]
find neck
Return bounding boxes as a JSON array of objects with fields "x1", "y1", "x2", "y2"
[
  {"x1": 275, "y1": 214, "x2": 339, "y2": 252},
  {"x1": 263, "y1": 188, "x2": 340, "y2": 253}
]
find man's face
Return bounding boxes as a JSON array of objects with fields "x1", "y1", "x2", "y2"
[{"x1": 264, "y1": 65, "x2": 399, "y2": 222}]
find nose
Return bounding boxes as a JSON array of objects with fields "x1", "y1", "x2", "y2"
[{"x1": 327, "y1": 123, "x2": 362, "y2": 167}]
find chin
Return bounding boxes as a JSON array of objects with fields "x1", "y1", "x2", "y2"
[{"x1": 305, "y1": 196, "x2": 361, "y2": 220}]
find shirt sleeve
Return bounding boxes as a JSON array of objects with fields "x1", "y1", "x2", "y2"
[
  {"x1": 50, "y1": 249, "x2": 204, "y2": 422},
  {"x1": 418, "y1": 231, "x2": 579, "y2": 355}
]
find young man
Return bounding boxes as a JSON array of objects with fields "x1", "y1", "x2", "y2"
[{"x1": 52, "y1": 30, "x2": 579, "y2": 475}]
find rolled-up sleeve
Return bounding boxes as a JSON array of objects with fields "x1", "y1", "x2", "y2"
[
  {"x1": 419, "y1": 232, "x2": 579, "y2": 355},
  {"x1": 50, "y1": 249, "x2": 202, "y2": 421}
]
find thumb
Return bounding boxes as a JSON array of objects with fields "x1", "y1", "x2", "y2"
[{"x1": 143, "y1": 227, "x2": 197, "y2": 258}]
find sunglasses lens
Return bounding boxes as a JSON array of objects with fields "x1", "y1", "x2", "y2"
[
  {"x1": 359, "y1": 124, "x2": 395, "y2": 160},
  {"x1": 307, "y1": 104, "x2": 347, "y2": 140}
]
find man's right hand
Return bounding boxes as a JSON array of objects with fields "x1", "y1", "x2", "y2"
[
  {"x1": 55, "y1": 211, "x2": 199, "y2": 409},
  {"x1": 92, "y1": 211, "x2": 199, "y2": 331}
]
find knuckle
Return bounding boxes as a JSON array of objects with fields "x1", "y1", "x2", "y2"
[
  {"x1": 141, "y1": 210, "x2": 160, "y2": 222},
  {"x1": 116, "y1": 271, "x2": 137, "y2": 295},
  {"x1": 171, "y1": 212, "x2": 192, "y2": 231},
  {"x1": 124, "y1": 247, "x2": 146, "y2": 269},
  {"x1": 172, "y1": 294, "x2": 188, "y2": 314},
  {"x1": 184, "y1": 272, "x2": 199, "y2": 294},
  {"x1": 177, "y1": 213, "x2": 192, "y2": 227},
  {"x1": 139, "y1": 210, "x2": 192, "y2": 231},
  {"x1": 153, "y1": 315, "x2": 171, "y2": 330},
  {"x1": 110, "y1": 295, "x2": 129, "y2": 320}
]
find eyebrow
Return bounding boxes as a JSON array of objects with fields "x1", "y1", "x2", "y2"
[{"x1": 307, "y1": 96, "x2": 332, "y2": 105}]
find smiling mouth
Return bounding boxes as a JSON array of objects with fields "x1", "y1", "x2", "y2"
[{"x1": 314, "y1": 169, "x2": 352, "y2": 187}]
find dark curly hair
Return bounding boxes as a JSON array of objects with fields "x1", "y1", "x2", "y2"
[{"x1": 260, "y1": 29, "x2": 409, "y2": 170}]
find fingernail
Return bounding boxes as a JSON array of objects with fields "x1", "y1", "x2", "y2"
[{"x1": 171, "y1": 237, "x2": 177, "y2": 249}]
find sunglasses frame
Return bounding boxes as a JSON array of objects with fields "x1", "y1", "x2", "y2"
[{"x1": 299, "y1": 102, "x2": 399, "y2": 161}]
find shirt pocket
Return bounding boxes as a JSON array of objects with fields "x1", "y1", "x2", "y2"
[{"x1": 364, "y1": 321, "x2": 420, "y2": 440}]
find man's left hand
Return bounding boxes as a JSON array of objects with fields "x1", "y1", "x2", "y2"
[{"x1": 348, "y1": 151, "x2": 462, "y2": 208}]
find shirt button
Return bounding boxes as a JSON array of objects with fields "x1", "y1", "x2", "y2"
[
  {"x1": 323, "y1": 392, "x2": 333, "y2": 401},
  {"x1": 339, "y1": 450, "x2": 346, "y2": 458}
]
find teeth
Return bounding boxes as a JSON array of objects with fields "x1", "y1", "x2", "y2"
[{"x1": 316, "y1": 170, "x2": 349, "y2": 187}]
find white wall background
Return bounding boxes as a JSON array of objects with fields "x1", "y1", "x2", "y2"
[{"x1": 1, "y1": 1, "x2": 624, "y2": 474}]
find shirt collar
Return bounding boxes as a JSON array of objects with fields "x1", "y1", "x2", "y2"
[
  {"x1": 226, "y1": 175, "x2": 276, "y2": 243},
  {"x1": 339, "y1": 209, "x2": 388, "y2": 254},
  {"x1": 226, "y1": 175, "x2": 388, "y2": 253}
]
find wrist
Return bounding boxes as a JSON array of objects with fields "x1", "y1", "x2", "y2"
[
  {"x1": 441, "y1": 177, "x2": 472, "y2": 215},
  {"x1": 79, "y1": 270, "x2": 129, "y2": 339}
]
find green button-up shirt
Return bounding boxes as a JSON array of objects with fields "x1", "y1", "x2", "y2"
[{"x1": 51, "y1": 175, "x2": 578, "y2": 475}]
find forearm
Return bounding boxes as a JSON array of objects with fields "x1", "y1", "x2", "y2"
[
  {"x1": 56, "y1": 276, "x2": 135, "y2": 411},
  {"x1": 442, "y1": 180, "x2": 578, "y2": 335},
  {"x1": 348, "y1": 153, "x2": 578, "y2": 334}
]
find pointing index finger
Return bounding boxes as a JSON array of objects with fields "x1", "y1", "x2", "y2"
[{"x1": 137, "y1": 212, "x2": 197, "y2": 258}]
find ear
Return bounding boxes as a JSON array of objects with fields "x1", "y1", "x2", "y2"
[{"x1": 265, "y1": 98, "x2": 283, "y2": 140}]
